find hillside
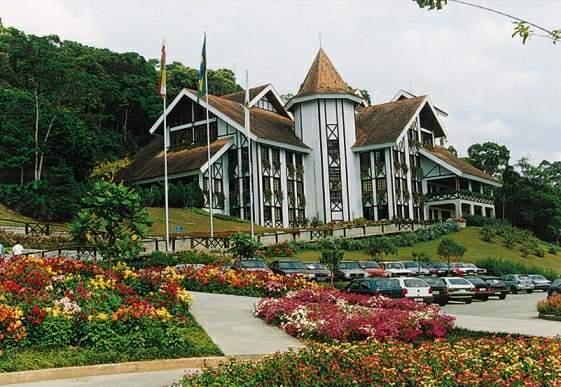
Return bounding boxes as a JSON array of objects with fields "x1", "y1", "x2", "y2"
[
  {"x1": 292, "y1": 227, "x2": 561, "y2": 274},
  {"x1": 0, "y1": 203, "x2": 36, "y2": 225},
  {"x1": 146, "y1": 208, "x2": 269, "y2": 235}
]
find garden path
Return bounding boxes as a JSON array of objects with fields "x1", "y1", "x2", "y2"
[{"x1": 189, "y1": 291, "x2": 303, "y2": 356}]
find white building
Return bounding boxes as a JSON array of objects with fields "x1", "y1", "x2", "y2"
[{"x1": 118, "y1": 49, "x2": 500, "y2": 227}]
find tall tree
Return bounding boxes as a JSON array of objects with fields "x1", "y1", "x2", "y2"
[{"x1": 465, "y1": 142, "x2": 510, "y2": 179}]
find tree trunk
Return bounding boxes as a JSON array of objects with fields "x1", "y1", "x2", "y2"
[
  {"x1": 37, "y1": 114, "x2": 58, "y2": 181},
  {"x1": 34, "y1": 89, "x2": 39, "y2": 181}
]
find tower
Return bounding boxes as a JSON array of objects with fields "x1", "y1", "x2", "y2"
[{"x1": 286, "y1": 49, "x2": 363, "y2": 223}]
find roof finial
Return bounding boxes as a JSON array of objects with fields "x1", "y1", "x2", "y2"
[{"x1": 319, "y1": 32, "x2": 322, "y2": 49}]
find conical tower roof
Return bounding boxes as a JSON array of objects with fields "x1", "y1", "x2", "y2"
[{"x1": 295, "y1": 48, "x2": 350, "y2": 98}]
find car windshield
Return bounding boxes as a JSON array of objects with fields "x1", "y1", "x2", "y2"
[
  {"x1": 402, "y1": 262, "x2": 418, "y2": 268},
  {"x1": 404, "y1": 279, "x2": 428, "y2": 288},
  {"x1": 465, "y1": 264, "x2": 477, "y2": 268},
  {"x1": 279, "y1": 261, "x2": 307, "y2": 270},
  {"x1": 423, "y1": 277, "x2": 446, "y2": 286},
  {"x1": 306, "y1": 263, "x2": 327, "y2": 270},
  {"x1": 517, "y1": 275, "x2": 530, "y2": 280},
  {"x1": 360, "y1": 261, "x2": 380, "y2": 269},
  {"x1": 552, "y1": 279, "x2": 561, "y2": 287},
  {"x1": 484, "y1": 277, "x2": 503, "y2": 284},
  {"x1": 385, "y1": 263, "x2": 404, "y2": 269},
  {"x1": 529, "y1": 275, "x2": 547, "y2": 280},
  {"x1": 240, "y1": 260, "x2": 267, "y2": 268},
  {"x1": 431, "y1": 263, "x2": 448, "y2": 269},
  {"x1": 448, "y1": 278, "x2": 471, "y2": 286},
  {"x1": 338, "y1": 262, "x2": 361, "y2": 270}
]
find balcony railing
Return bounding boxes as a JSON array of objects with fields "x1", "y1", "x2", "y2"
[{"x1": 425, "y1": 190, "x2": 494, "y2": 205}]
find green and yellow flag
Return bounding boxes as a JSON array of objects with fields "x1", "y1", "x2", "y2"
[{"x1": 197, "y1": 34, "x2": 207, "y2": 102}]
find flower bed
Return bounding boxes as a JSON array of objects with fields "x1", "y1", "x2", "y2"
[
  {"x1": 0, "y1": 257, "x2": 220, "y2": 371},
  {"x1": 537, "y1": 294, "x2": 561, "y2": 318},
  {"x1": 180, "y1": 265, "x2": 319, "y2": 298},
  {"x1": 178, "y1": 337, "x2": 561, "y2": 386},
  {"x1": 254, "y1": 289, "x2": 454, "y2": 342}
]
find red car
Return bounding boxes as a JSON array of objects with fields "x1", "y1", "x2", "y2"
[{"x1": 358, "y1": 261, "x2": 390, "y2": 278}]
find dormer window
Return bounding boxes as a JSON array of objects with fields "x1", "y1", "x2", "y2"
[{"x1": 254, "y1": 96, "x2": 277, "y2": 112}]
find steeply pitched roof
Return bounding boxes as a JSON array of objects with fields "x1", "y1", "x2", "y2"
[
  {"x1": 294, "y1": 48, "x2": 350, "y2": 98},
  {"x1": 115, "y1": 137, "x2": 231, "y2": 183},
  {"x1": 222, "y1": 84, "x2": 269, "y2": 104},
  {"x1": 422, "y1": 145, "x2": 499, "y2": 183},
  {"x1": 196, "y1": 91, "x2": 309, "y2": 149},
  {"x1": 354, "y1": 96, "x2": 426, "y2": 147}
]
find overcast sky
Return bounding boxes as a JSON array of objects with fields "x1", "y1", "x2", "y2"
[{"x1": 1, "y1": 0, "x2": 560, "y2": 163}]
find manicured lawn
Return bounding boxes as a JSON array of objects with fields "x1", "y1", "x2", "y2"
[
  {"x1": 147, "y1": 207, "x2": 270, "y2": 235},
  {"x1": 0, "y1": 203, "x2": 42, "y2": 225},
  {"x1": 290, "y1": 227, "x2": 561, "y2": 273}
]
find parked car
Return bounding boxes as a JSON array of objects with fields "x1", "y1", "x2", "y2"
[
  {"x1": 449, "y1": 263, "x2": 479, "y2": 276},
  {"x1": 380, "y1": 261, "x2": 411, "y2": 277},
  {"x1": 231, "y1": 258, "x2": 272, "y2": 273},
  {"x1": 401, "y1": 261, "x2": 431, "y2": 276},
  {"x1": 479, "y1": 276, "x2": 509, "y2": 300},
  {"x1": 270, "y1": 260, "x2": 314, "y2": 279},
  {"x1": 304, "y1": 262, "x2": 331, "y2": 282},
  {"x1": 335, "y1": 261, "x2": 367, "y2": 280},
  {"x1": 528, "y1": 274, "x2": 552, "y2": 291},
  {"x1": 428, "y1": 262, "x2": 450, "y2": 276},
  {"x1": 464, "y1": 276, "x2": 494, "y2": 301},
  {"x1": 420, "y1": 276, "x2": 449, "y2": 306},
  {"x1": 441, "y1": 277, "x2": 475, "y2": 304},
  {"x1": 501, "y1": 274, "x2": 534, "y2": 294},
  {"x1": 464, "y1": 263, "x2": 487, "y2": 274},
  {"x1": 358, "y1": 261, "x2": 390, "y2": 278},
  {"x1": 548, "y1": 278, "x2": 561, "y2": 298},
  {"x1": 395, "y1": 277, "x2": 433, "y2": 303},
  {"x1": 345, "y1": 278, "x2": 403, "y2": 298}
]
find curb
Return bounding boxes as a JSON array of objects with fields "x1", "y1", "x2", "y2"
[
  {"x1": 538, "y1": 313, "x2": 561, "y2": 322},
  {"x1": 0, "y1": 354, "x2": 265, "y2": 385}
]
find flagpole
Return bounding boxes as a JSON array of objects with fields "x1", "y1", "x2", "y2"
[
  {"x1": 163, "y1": 95, "x2": 170, "y2": 251},
  {"x1": 205, "y1": 34, "x2": 214, "y2": 238},
  {"x1": 245, "y1": 70, "x2": 255, "y2": 238}
]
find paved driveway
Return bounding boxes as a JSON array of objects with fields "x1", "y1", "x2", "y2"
[{"x1": 443, "y1": 291, "x2": 561, "y2": 337}]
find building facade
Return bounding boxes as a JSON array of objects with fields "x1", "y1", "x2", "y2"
[{"x1": 118, "y1": 49, "x2": 500, "y2": 227}]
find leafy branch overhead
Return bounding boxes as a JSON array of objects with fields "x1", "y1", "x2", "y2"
[{"x1": 414, "y1": 0, "x2": 561, "y2": 44}]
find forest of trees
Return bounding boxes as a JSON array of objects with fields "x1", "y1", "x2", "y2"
[{"x1": 0, "y1": 24, "x2": 241, "y2": 219}]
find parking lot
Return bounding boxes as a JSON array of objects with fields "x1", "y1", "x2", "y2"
[{"x1": 443, "y1": 291, "x2": 561, "y2": 337}]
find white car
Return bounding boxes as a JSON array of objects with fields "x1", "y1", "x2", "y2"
[
  {"x1": 401, "y1": 261, "x2": 431, "y2": 276},
  {"x1": 442, "y1": 277, "x2": 476, "y2": 304},
  {"x1": 395, "y1": 277, "x2": 433, "y2": 303},
  {"x1": 380, "y1": 261, "x2": 412, "y2": 277}
]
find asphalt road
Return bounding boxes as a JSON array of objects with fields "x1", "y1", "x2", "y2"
[{"x1": 443, "y1": 290, "x2": 561, "y2": 337}]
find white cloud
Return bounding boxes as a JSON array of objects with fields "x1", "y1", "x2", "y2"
[{"x1": 0, "y1": 0, "x2": 559, "y2": 163}]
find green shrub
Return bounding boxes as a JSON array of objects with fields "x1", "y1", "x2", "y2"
[
  {"x1": 480, "y1": 226, "x2": 496, "y2": 242},
  {"x1": 365, "y1": 237, "x2": 398, "y2": 262},
  {"x1": 33, "y1": 317, "x2": 74, "y2": 348},
  {"x1": 320, "y1": 249, "x2": 344, "y2": 285},
  {"x1": 549, "y1": 246, "x2": 560, "y2": 255},
  {"x1": 310, "y1": 216, "x2": 324, "y2": 228},
  {"x1": 229, "y1": 232, "x2": 262, "y2": 259},
  {"x1": 125, "y1": 250, "x2": 220, "y2": 269},
  {"x1": 476, "y1": 257, "x2": 558, "y2": 279}
]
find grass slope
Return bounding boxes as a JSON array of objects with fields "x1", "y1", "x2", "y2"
[
  {"x1": 147, "y1": 207, "x2": 269, "y2": 236},
  {"x1": 0, "y1": 203, "x2": 36, "y2": 225},
  {"x1": 292, "y1": 227, "x2": 561, "y2": 273}
]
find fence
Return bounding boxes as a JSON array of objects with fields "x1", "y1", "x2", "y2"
[
  {"x1": 140, "y1": 219, "x2": 439, "y2": 254},
  {"x1": 0, "y1": 218, "x2": 67, "y2": 236}
]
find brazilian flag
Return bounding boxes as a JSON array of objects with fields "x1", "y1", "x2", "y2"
[{"x1": 197, "y1": 34, "x2": 207, "y2": 103}]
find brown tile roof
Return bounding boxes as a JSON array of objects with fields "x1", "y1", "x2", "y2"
[
  {"x1": 115, "y1": 137, "x2": 231, "y2": 183},
  {"x1": 195, "y1": 91, "x2": 309, "y2": 149},
  {"x1": 423, "y1": 145, "x2": 499, "y2": 183},
  {"x1": 353, "y1": 96, "x2": 426, "y2": 147},
  {"x1": 294, "y1": 48, "x2": 350, "y2": 98},
  {"x1": 222, "y1": 84, "x2": 269, "y2": 104}
]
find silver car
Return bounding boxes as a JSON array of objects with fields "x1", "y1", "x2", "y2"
[
  {"x1": 502, "y1": 274, "x2": 535, "y2": 294},
  {"x1": 401, "y1": 261, "x2": 430, "y2": 276},
  {"x1": 528, "y1": 274, "x2": 552, "y2": 291},
  {"x1": 335, "y1": 261, "x2": 367, "y2": 280}
]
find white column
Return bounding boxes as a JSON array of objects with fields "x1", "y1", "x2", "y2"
[
  {"x1": 469, "y1": 203, "x2": 475, "y2": 215},
  {"x1": 385, "y1": 148, "x2": 395, "y2": 219},
  {"x1": 279, "y1": 149, "x2": 289, "y2": 228},
  {"x1": 454, "y1": 201, "x2": 461, "y2": 218}
]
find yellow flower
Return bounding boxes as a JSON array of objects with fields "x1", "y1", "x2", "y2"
[{"x1": 177, "y1": 289, "x2": 194, "y2": 305}]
